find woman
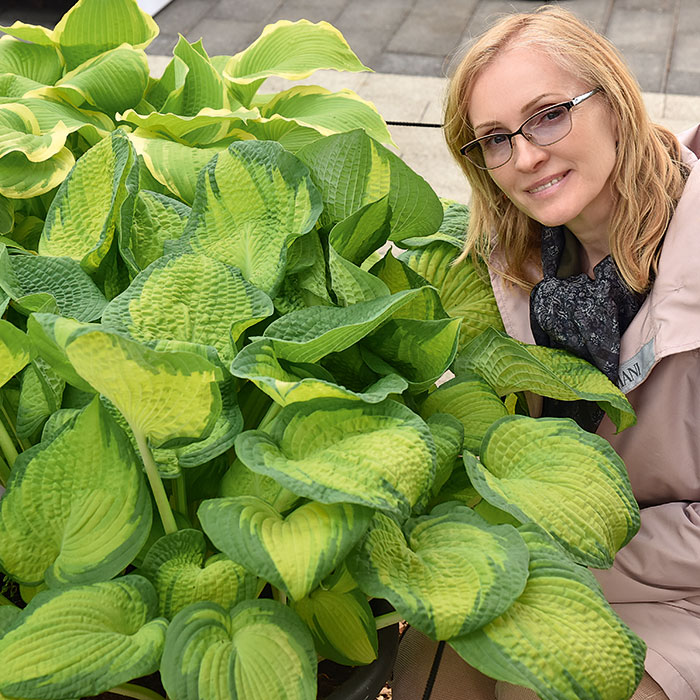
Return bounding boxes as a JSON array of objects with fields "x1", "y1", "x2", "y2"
[{"x1": 393, "y1": 6, "x2": 700, "y2": 700}]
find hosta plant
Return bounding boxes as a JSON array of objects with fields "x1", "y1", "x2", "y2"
[{"x1": 0, "y1": 2, "x2": 646, "y2": 700}]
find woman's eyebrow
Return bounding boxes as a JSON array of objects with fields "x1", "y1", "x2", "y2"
[{"x1": 473, "y1": 93, "x2": 559, "y2": 134}]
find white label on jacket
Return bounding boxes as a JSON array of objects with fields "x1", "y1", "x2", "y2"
[{"x1": 618, "y1": 339, "x2": 655, "y2": 393}]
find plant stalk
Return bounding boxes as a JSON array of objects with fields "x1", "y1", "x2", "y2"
[
  {"x1": 133, "y1": 429, "x2": 178, "y2": 535},
  {"x1": 106, "y1": 683, "x2": 166, "y2": 700},
  {"x1": 0, "y1": 451, "x2": 10, "y2": 487},
  {"x1": 173, "y1": 475, "x2": 188, "y2": 519},
  {"x1": 0, "y1": 417, "x2": 18, "y2": 470},
  {"x1": 271, "y1": 586, "x2": 287, "y2": 605},
  {"x1": 375, "y1": 611, "x2": 402, "y2": 630}
]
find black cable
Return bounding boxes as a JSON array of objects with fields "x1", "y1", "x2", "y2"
[
  {"x1": 385, "y1": 120, "x2": 444, "y2": 128},
  {"x1": 421, "y1": 640, "x2": 446, "y2": 700}
]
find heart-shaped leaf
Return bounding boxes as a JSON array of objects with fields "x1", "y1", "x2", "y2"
[
  {"x1": 161, "y1": 599, "x2": 316, "y2": 700},
  {"x1": 0, "y1": 398, "x2": 152, "y2": 586},
  {"x1": 199, "y1": 496, "x2": 372, "y2": 601},
  {"x1": 0, "y1": 576, "x2": 167, "y2": 700},
  {"x1": 455, "y1": 329, "x2": 635, "y2": 432},
  {"x1": 139, "y1": 528, "x2": 258, "y2": 619},
  {"x1": 450, "y1": 525, "x2": 645, "y2": 700},
  {"x1": 235, "y1": 398, "x2": 435, "y2": 519},
  {"x1": 348, "y1": 505, "x2": 529, "y2": 640},
  {"x1": 465, "y1": 415, "x2": 640, "y2": 568},
  {"x1": 0, "y1": 37, "x2": 63, "y2": 84},
  {"x1": 0, "y1": 319, "x2": 30, "y2": 389}
]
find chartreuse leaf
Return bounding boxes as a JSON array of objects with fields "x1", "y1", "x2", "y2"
[
  {"x1": 329, "y1": 245, "x2": 389, "y2": 306},
  {"x1": 0, "y1": 320, "x2": 30, "y2": 388},
  {"x1": 262, "y1": 287, "x2": 436, "y2": 364},
  {"x1": 184, "y1": 140, "x2": 322, "y2": 295},
  {"x1": 260, "y1": 86, "x2": 393, "y2": 145},
  {"x1": 52, "y1": 0, "x2": 158, "y2": 72},
  {"x1": 224, "y1": 19, "x2": 369, "y2": 106},
  {"x1": 129, "y1": 131, "x2": 223, "y2": 205},
  {"x1": 31, "y1": 46, "x2": 150, "y2": 115},
  {"x1": 426, "y1": 413, "x2": 464, "y2": 499},
  {"x1": 0, "y1": 145, "x2": 75, "y2": 199},
  {"x1": 139, "y1": 529, "x2": 257, "y2": 619},
  {"x1": 297, "y1": 129, "x2": 443, "y2": 242},
  {"x1": 0, "y1": 398, "x2": 152, "y2": 586},
  {"x1": 199, "y1": 496, "x2": 372, "y2": 601},
  {"x1": 0, "y1": 194, "x2": 12, "y2": 233},
  {"x1": 328, "y1": 195, "x2": 392, "y2": 265},
  {"x1": 15, "y1": 357, "x2": 65, "y2": 439},
  {"x1": 0, "y1": 36, "x2": 62, "y2": 85},
  {"x1": 465, "y1": 415, "x2": 640, "y2": 568},
  {"x1": 0, "y1": 247, "x2": 107, "y2": 321},
  {"x1": 292, "y1": 569, "x2": 378, "y2": 665},
  {"x1": 0, "y1": 102, "x2": 69, "y2": 162},
  {"x1": 161, "y1": 599, "x2": 316, "y2": 700},
  {"x1": 0, "y1": 576, "x2": 167, "y2": 700},
  {"x1": 235, "y1": 398, "x2": 435, "y2": 519},
  {"x1": 231, "y1": 338, "x2": 407, "y2": 406},
  {"x1": 401, "y1": 242, "x2": 504, "y2": 350},
  {"x1": 119, "y1": 189, "x2": 190, "y2": 273},
  {"x1": 454, "y1": 328, "x2": 635, "y2": 432},
  {"x1": 348, "y1": 505, "x2": 529, "y2": 640},
  {"x1": 103, "y1": 253, "x2": 273, "y2": 364},
  {"x1": 0, "y1": 22, "x2": 55, "y2": 47},
  {"x1": 39, "y1": 130, "x2": 133, "y2": 273},
  {"x1": 401, "y1": 198, "x2": 469, "y2": 249},
  {"x1": 231, "y1": 116, "x2": 323, "y2": 153},
  {"x1": 450, "y1": 525, "x2": 645, "y2": 700},
  {"x1": 421, "y1": 373, "x2": 509, "y2": 453}
]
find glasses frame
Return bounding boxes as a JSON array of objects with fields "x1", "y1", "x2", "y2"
[{"x1": 460, "y1": 87, "x2": 603, "y2": 170}]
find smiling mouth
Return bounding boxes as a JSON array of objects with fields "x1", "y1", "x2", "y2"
[{"x1": 527, "y1": 173, "x2": 566, "y2": 194}]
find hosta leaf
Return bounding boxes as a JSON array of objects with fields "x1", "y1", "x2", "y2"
[
  {"x1": 0, "y1": 319, "x2": 30, "y2": 388},
  {"x1": 426, "y1": 413, "x2": 464, "y2": 499},
  {"x1": 231, "y1": 338, "x2": 408, "y2": 406},
  {"x1": 33, "y1": 46, "x2": 150, "y2": 115},
  {"x1": 328, "y1": 194, "x2": 392, "y2": 265},
  {"x1": 52, "y1": 0, "x2": 159, "y2": 72},
  {"x1": 235, "y1": 398, "x2": 435, "y2": 519},
  {"x1": 347, "y1": 506, "x2": 529, "y2": 639},
  {"x1": 362, "y1": 315, "x2": 462, "y2": 392},
  {"x1": 232, "y1": 116, "x2": 323, "y2": 153},
  {"x1": 145, "y1": 53, "x2": 188, "y2": 111},
  {"x1": 450, "y1": 525, "x2": 645, "y2": 700},
  {"x1": 128, "y1": 132, "x2": 223, "y2": 204},
  {"x1": 0, "y1": 147, "x2": 75, "y2": 199},
  {"x1": 329, "y1": 244, "x2": 389, "y2": 306},
  {"x1": 139, "y1": 529, "x2": 257, "y2": 619},
  {"x1": 224, "y1": 19, "x2": 369, "y2": 106},
  {"x1": 260, "y1": 86, "x2": 393, "y2": 145},
  {"x1": 0, "y1": 576, "x2": 167, "y2": 700},
  {"x1": 0, "y1": 73, "x2": 45, "y2": 99},
  {"x1": 0, "y1": 398, "x2": 152, "y2": 586},
  {"x1": 0, "y1": 102, "x2": 69, "y2": 162},
  {"x1": 118, "y1": 188, "x2": 190, "y2": 274},
  {"x1": 0, "y1": 37, "x2": 63, "y2": 85},
  {"x1": 465, "y1": 415, "x2": 640, "y2": 568},
  {"x1": 102, "y1": 253, "x2": 273, "y2": 364},
  {"x1": 261, "y1": 287, "x2": 437, "y2": 364},
  {"x1": 184, "y1": 140, "x2": 322, "y2": 295},
  {"x1": 454, "y1": 329, "x2": 635, "y2": 432},
  {"x1": 0, "y1": 247, "x2": 107, "y2": 321},
  {"x1": 15, "y1": 358, "x2": 65, "y2": 440},
  {"x1": 421, "y1": 373, "x2": 509, "y2": 453},
  {"x1": 0, "y1": 22, "x2": 56, "y2": 47},
  {"x1": 297, "y1": 129, "x2": 443, "y2": 242},
  {"x1": 39, "y1": 129, "x2": 133, "y2": 273},
  {"x1": 0, "y1": 193, "x2": 12, "y2": 233},
  {"x1": 401, "y1": 242, "x2": 504, "y2": 350},
  {"x1": 199, "y1": 496, "x2": 372, "y2": 601},
  {"x1": 292, "y1": 585, "x2": 378, "y2": 665},
  {"x1": 161, "y1": 599, "x2": 316, "y2": 700},
  {"x1": 401, "y1": 199, "x2": 469, "y2": 249}
]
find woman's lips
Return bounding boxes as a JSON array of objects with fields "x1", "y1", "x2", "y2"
[{"x1": 525, "y1": 170, "x2": 570, "y2": 195}]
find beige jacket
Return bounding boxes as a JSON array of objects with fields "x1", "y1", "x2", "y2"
[{"x1": 488, "y1": 125, "x2": 700, "y2": 700}]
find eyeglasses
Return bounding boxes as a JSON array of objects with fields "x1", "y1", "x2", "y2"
[{"x1": 460, "y1": 87, "x2": 602, "y2": 170}]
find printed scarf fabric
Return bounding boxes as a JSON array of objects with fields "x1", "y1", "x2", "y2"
[{"x1": 529, "y1": 225, "x2": 646, "y2": 430}]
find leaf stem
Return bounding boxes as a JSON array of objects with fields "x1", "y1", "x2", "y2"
[
  {"x1": 106, "y1": 683, "x2": 166, "y2": 700},
  {"x1": 173, "y1": 475, "x2": 188, "y2": 519},
  {"x1": 0, "y1": 451, "x2": 10, "y2": 487},
  {"x1": 257, "y1": 402, "x2": 282, "y2": 432},
  {"x1": 271, "y1": 586, "x2": 287, "y2": 605},
  {"x1": 375, "y1": 611, "x2": 402, "y2": 630},
  {"x1": 0, "y1": 416, "x2": 18, "y2": 470},
  {"x1": 0, "y1": 398, "x2": 26, "y2": 452},
  {"x1": 133, "y1": 428, "x2": 178, "y2": 535}
]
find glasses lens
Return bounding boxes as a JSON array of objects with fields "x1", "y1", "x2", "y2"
[
  {"x1": 524, "y1": 106, "x2": 572, "y2": 146},
  {"x1": 465, "y1": 134, "x2": 511, "y2": 169}
]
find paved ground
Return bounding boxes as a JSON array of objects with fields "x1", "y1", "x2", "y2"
[{"x1": 4, "y1": 0, "x2": 699, "y2": 202}]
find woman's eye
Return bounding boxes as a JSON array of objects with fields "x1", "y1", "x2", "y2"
[{"x1": 483, "y1": 133, "x2": 509, "y2": 148}]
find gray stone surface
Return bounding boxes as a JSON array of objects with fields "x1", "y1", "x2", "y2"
[
  {"x1": 209, "y1": 0, "x2": 283, "y2": 22},
  {"x1": 606, "y1": 8, "x2": 675, "y2": 52},
  {"x1": 374, "y1": 52, "x2": 448, "y2": 77},
  {"x1": 617, "y1": 49, "x2": 668, "y2": 93},
  {"x1": 186, "y1": 18, "x2": 262, "y2": 55}
]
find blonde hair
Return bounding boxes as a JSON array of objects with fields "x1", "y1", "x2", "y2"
[{"x1": 444, "y1": 6, "x2": 687, "y2": 292}]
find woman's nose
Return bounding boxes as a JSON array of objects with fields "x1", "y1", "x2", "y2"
[{"x1": 511, "y1": 134, "x2": 548, "y2": 171}]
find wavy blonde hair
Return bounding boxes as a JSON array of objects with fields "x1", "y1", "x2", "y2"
[{"x1": 444, "y1": 6, "x2": 687, "y2": 292}]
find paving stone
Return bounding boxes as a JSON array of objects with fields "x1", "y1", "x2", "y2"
[
  {"x1": 606, "y1": 8, "x2": 674, "y2": 52},
  {"x1": 462, "y1": 0, "x2": 557, "y2": 39},
  {"x1": 154, "y1": 0, "x2": 218, "y2": 35},
  {"x1": 615, "y1": 0, "x2": 676, "y2": 10},
  {"x1": 387, "y1": 0, "x2": 478, "y2": 57},
  {"x1": 556, "y1": 0, "x2": 611, "y2": 33},
  {"x1": 677, "y1": 0, "x2": 700, "y2": 33},
  {"x1": 210, "y1": 0, "x2": 282, "y2": 22},
  {"x1": 272, "y1": 0, "x2": 349, "y2": 24},
  {"x1": 671, "y1": 33, "x2": 700, "y2": 72},
  {"x1": 186, "y1": 18, "x2": 261, "y2": 56},
  {"x1": 664, "y1": 93, "x2": 700, "y2": 120},
  {"x1": 617, "y1": 49, "x2": 667, "y2": 92},
  {"x1": 641, "y1": 91, "x2": 666, "y2": 120},
  {"x1": 374, "y1": 52, "x2": 448, "y2": 77},
  {"x1": 665, "y1": 69, "x2": 700, "y2": 97},
  {"x1": 146, "y1": 32, "x2": 179, "y2": 57}
]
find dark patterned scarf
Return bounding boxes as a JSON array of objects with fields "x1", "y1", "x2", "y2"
[{"x1": 529, "y1": 225, "x2": 647, "y2": 431}]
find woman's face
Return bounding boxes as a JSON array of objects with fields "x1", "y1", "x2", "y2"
[{"x1": 467, "y1": 46, "x2": 618, "y2": 241}]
